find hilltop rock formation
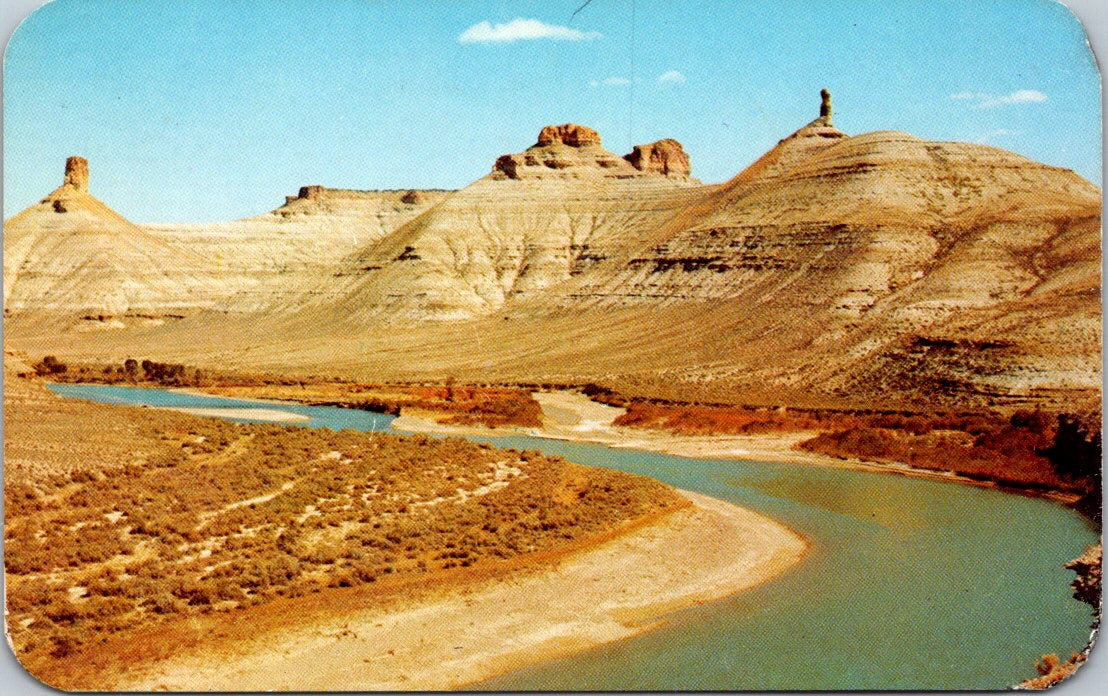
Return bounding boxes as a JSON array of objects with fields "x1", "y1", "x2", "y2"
[
  {"x1": 624, "y1": 139, "x2": 692, "y2": 176},
  {"x1": 63, "y1": 156, "x2": 90, "y2": 191},
  {"x1": 493, "y1": 123, "x2": 696, "y2": 181},
  {"x1": 536, "y1": 123, "x2": 602, "y2": 147},
  {"x1": 2, "y1": 158, "x2": 227, "y2": 317},
  {"x1": 811, "y1": 88, "x2": 833, "y2": 127}
]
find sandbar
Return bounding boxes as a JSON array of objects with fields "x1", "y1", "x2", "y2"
[{"x1": 157, "y1": 406, "x2": 310, "y2": 422}]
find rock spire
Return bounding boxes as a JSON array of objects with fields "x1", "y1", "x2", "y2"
[{"x1": 64, "y1": 156, "x2": 89, "y2": 192}]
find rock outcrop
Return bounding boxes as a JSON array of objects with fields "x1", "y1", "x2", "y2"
[
  {"x1": 493, "y1": 123, "x2": 696, "y2": 181},
  {"x1": 63, "y1": 156, "x2": 89, "y2": 192},
  {"x1": 624, "y1": 139, "x2": 692, "y2": 176},
  {"x1": 536, "y1": 123, "x2": 602, "y2": 147},
  {"x1": 1066, "y1": 544, "x2": 1102, "y2": 609},
  {"x1": 809, "y1": 88, "x2": 833, "y2": 127}
]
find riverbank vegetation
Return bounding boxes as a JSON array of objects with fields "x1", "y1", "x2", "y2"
[
  {"x1": 4, "y1": 374, "x2": 682, "y2": 688},
  {"x1": 585, "y1": 393, "x2": 1101, "y2": 509},
  {"x1": 27, "y1": 357, "x2": 543, "y2": 428},
  {"x1": 24, "y1": 354, "x2": 1101, "y2": 508}
]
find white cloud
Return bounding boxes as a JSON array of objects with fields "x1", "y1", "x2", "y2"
[
  {"x1": 590, "y1": 76, "x2": 631, "y2": 87},
  {"x1": 996, "y1": 89, "x2": 1048, "y2": 105},
  {"x1": 950, "y1": 89, "x2": 1047, "y2": 109},
  {"x1": 658, "y1": 70, "x2": 686, "y2": 83},
  {"x1": 459, "y1": 18, "x2": 601, "y2": 44}
]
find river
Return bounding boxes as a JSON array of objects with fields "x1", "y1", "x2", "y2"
[{"x1": 46, "y1": 383, "x2": 1098, "y2": 690}]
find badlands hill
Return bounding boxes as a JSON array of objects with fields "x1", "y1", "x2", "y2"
[
  {"x1": 2, "y1": 157, "x2": 228, "y2": 318},
  {"x1": 4, "y1": 92, "x2": 1101, "y2": 410},
  {"x1": 3, "y1": 162, "x2": 446, "y2": 324},
  {"x1": 314, "y1": 124, "x2": 706, "y2": 321}
]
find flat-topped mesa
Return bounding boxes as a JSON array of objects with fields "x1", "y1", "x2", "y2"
[
  {"x1": 63, "y1": 156, "x2": 89, "y2": 193},
  {"x1": 493, "y1": 124, "x2": 695, "y2": 181},
  {"x1": 269, "y1": 184, "x2": 451, "y2": 220}
]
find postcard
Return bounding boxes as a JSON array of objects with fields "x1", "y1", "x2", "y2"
[{"x1": 3, "y1": 0, "x2": 1101, "y2": 691}]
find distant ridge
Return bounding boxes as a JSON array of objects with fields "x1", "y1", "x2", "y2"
[{"x1": 3, "y1": 92, "x2": 1100, "y2": 409}]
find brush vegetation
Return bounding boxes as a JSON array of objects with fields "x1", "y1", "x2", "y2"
[
  {"x1": 41, "y1": 358, "x2": 544, "y2": 428},
  {"x1": 4, "y1": 375, "x2": 681, "y2": 686},
  {"x1": 596, "y1": 397, "x2": 1099, "y2": 498}
]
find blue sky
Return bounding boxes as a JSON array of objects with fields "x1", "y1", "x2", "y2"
[{"x1": 3, "y1": 0, "x2": 1101, "y2": 222}]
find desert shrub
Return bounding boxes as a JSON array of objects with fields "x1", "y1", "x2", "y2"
[
  {"x1": 49, "y1": 633, "x2": 78, "y2": 658},
  {"x1": 1010, "y1": 409, "x2": 1053, "y2": 435},
  {"x1": 169, "y1": 579, "x2": 213, "y2": 606},
  {"x1": 34, "y1": 355, "x2": 67, "y2": 375},
  {"x1": 6, "y1": 580, "x2": 55, "y2": 612},
  {"x1": 145, "y1": 593, "x2": 181, "y2": 615},
  {"x1": 42, "y1": 599, "x2": 83, "y2": 625},
  {"x1": 1041, "y1": 413, "x2": 1102, "y2": 522}
]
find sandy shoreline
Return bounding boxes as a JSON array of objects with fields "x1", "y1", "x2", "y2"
[
  {"x1": 156, "y1": 405, "x2": 311, "y2": 422},
  {"x1": 119, "y1": 491, "x2": 806, "y2": 691}
]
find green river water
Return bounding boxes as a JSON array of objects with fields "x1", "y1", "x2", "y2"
[{"x1": 46, "y1": 384, "x2": 1098, "y2": 690}]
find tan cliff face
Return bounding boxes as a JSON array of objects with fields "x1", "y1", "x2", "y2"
[{"x1": 3, "y1": 92, "x2": 1101, "y2": 409}]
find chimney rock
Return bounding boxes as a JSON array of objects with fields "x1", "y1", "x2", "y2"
[
  {"x1": 815, "y1": 89, "x2": 833, "y2": 127},
  {"x1": 64, "y1": 156, "x2": 89, "y2": 192}
]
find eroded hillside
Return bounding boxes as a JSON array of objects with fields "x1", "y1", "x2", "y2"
[{"x1": 3, "y1": 92, "x2": 1100, "y2": 409}]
